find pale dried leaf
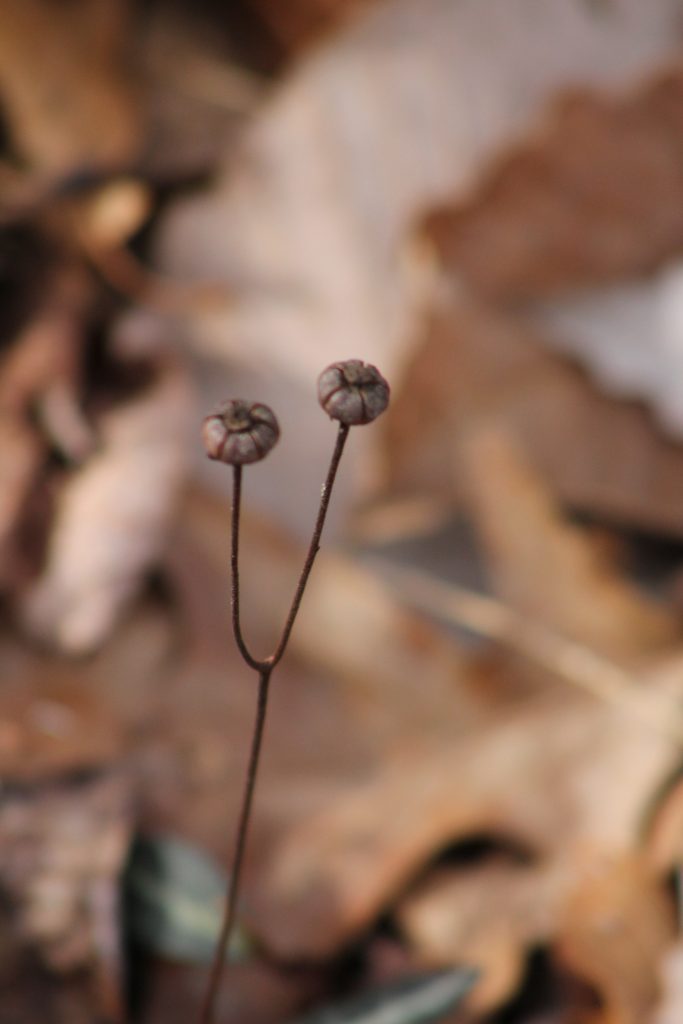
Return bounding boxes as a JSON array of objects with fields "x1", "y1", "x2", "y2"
[
  {"x1": 652, "y1": 941, "x2": 683, "y2": 1024},
  {"x1": 72, "y1": 178, "x2": 153, "y2": 251},
  {"x1": 159, "y1": 0, "x2": 683, "y2": 522},
  {"x1": 161, "y1": 0, "x2": 683, "y2": 377},
  {"x1": 398, "y1": 861, "x2": 563, "y2": 1012},
  {"x1": 19, "y1": 349, "x2": 193, "y2": 653},
  {"x1": 0, "y1": 265, "x2": 90, "y2": 414}
]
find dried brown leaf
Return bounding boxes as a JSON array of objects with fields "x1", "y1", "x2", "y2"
[
  {"x1": 161, "y1": 0, "x2": 683, "y2": 375},
  {"x1": 398, "y1": 860, "x2": 563, "y2": 1012},
  {"x1": 0, "y1": 666, "x2": 124, "y2": 783},
  {"x1": 0, "y1": 416, "x2": 43, "y2": 588},
  {"x1": 247, "y1": 0, "x2": 371, "y2": 51},
  {"x1": 170, "y1": 488, "x2": 683, "y2": 980},
  {"x1": 426, "y1": 71, "x2": 683, "y2": 300},
  {"x1": 458, "y1": 425, "x2": 677, "y2": 658},
  {"x1": 384, "y1": 295, "x2": 683, "y2": 538},
  {"x1": 0, "y1": 0, "x2": 139, "y2": 175},
  {"x1": 246, "y1": 663, "x2": 682, "y2": 958},
  {"x1": 0, "y1": 265, "x2": 90, "y2": 415},
  {"x1": 19, "y1": 347, "x2": 193, "y2": 653},
  {"x1": 159, "y1": 0, "x2": 683, "y2": 522},
  {"x1": 555, "y1": 852, "x2": 674, "y2": 1024}
]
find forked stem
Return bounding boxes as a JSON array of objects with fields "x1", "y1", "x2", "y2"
[
  {"x1": 198, "y1": 423, "x2": 350, "y2": 1024},
  {"x1": 270, "y1": 423, "x2": 349, "y2": 666}
]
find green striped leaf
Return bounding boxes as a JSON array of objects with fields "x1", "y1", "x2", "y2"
[
  {"x1": 124, "y1": 834, "x2": 251, "y2": 964},
  {"x1": 292, "y1": 968, "x2": 477, "y2": 1024}
]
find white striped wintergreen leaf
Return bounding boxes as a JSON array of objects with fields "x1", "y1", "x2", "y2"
[
  {"x1": 124, "y1": 834, "x2": 251, "y2": 964},
  {"x1": 292, "y1": 967, "x2": 477, "y2": 1024}
]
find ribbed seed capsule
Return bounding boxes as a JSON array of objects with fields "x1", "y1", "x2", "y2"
[
  {"x1": 317, "y1": 360, "x2": 389, "y2": 425},
  {"x1": 202, "y1": 399, "x2": 279, "y2": 465}
]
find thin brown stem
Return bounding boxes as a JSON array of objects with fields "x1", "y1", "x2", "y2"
[
  {"x1": 198, "y1": 667, "x2": 272, "y2": 1024},
  {"x1": 230, "y1": 465, "x2": 262, "y2": 671},
  {"x1": 230, "y1": 423, "x2": 350, "y2": 671},
  {"x1": 269, "y1": 422, "x2": 349, "y2": 666},
  {"x1": 198, "y1": 422, "x2": 351, "y2": 1024}
]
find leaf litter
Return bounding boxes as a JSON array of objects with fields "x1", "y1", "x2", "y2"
[{"x1": 6, "y1": 1, "x2": 683, "y2": 1023}]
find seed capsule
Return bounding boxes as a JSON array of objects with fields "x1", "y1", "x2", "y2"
[
  {"x1": 202, "y1": 400, "x2": 279, "y2": 465},
  {"x1": 317, "y1": 360, "x2": 389, "y2": 425}
]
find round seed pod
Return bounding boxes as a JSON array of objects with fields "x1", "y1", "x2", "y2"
[
  {"x1": 317, "y1": 360, "x2": 389, "y2": 425},
  {"x1": 202, "y1": 400, "x2": 279, "y2": 465}
]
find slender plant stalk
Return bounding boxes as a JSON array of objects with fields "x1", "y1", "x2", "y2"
[
  {"x1": 270, "y1": 423, "x2": 349, "y2": 666},
  {"x1": 229, "y1": 464, "x2": 262, "y2": 671},
  {"x1": 198, "y1": 422, "x2": 350, "y2": 1024},
  {"x1": 198, "y1": 667, "x2": 271, "y2": 1024}
]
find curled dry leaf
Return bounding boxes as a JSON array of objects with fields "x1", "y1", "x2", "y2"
[
  {"x1": 19, "y1": 342, "x2": 193, "y2": 653},
  {"x1": 400, "y1": 852, "x2": 676, "y2": 1021},
  {"x1": 397, "y1": 860, "x2": 564, "y2": 1013},
  {"x1": 458, "y1": 424, "x2": 677, "y2": 659},
  {"x1": 0, "y1": 263, "x2": 94, "y2": 587},
  {"x1": 0, "y1": 265, "x2": 89, "y2": 414}
]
